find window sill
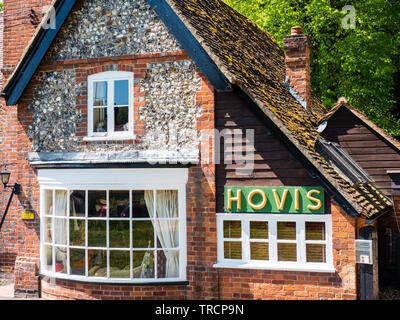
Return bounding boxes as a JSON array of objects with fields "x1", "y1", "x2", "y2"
[
  {"x1": 83, "y1": 135, "x2": 136, "y2": 142},
  {"x1": 40, "y1": 271, "x2": 188, "y2": 285},
  {"x1": 213, "y1": 261, "x2": 336, "y2": 273}
]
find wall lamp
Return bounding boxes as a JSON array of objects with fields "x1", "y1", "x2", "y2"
[{"x1": 0, "y1": 166, "x2": 21, "y2": 232}]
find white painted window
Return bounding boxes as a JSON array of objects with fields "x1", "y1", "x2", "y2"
[
  {"x1": 86, "y1": 71, "x2": 134, "y2": 140},
  {"x1": 39, "y1": 169, "x2": 188, "y2": 283},
  {"x1": 214, "y1": 213, "x2": 334, "y2": 273}
]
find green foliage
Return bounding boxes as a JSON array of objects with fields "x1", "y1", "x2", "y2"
[{"x1": 223, "y1": 0, "x2": 400, "y2": 137}]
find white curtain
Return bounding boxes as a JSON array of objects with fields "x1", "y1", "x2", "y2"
[
  {"x1": 54, "y1": 190, "x2": 67, "y2": 271},
  {"x1": 144, "y1": 190, "x2": 179, "y2": 278}
]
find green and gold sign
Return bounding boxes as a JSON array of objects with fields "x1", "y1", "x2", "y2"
[{"x1": 225, "y1": 186, "x2": 325, "y2": 214}]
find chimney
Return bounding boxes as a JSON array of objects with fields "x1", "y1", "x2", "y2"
[{"x1": 283, "y1": 26, "x2": 311, "y2": 109}]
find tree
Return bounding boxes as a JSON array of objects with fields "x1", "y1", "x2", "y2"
[{"x1": 223, "y1": 0, "x2": 400, "y2": 138}]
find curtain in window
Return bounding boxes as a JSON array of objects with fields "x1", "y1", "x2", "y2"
[
  {"x1": 54, "y1": 190, "x2": 67, "y2": 271},
  {"x1": 144, "y1": 190, "x2": 179, "y2": 278},
  {"x1": 93, "y1": 81, "x2": 107, "y2": 106},
  {"x1": 70, "y1": 191, "x2": 79, "y2": 231}
]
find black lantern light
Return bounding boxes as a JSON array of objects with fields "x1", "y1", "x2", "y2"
[
  {"x1": 0, "y1": 166, "x2": 11, "y2": 189},
  {"x1": 0, "y1": 165, "x2": 21, "y2": 232}
]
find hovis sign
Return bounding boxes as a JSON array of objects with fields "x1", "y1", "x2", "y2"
[{"x1": 225, "y1": 187, "x2": 325, "y2": 214}]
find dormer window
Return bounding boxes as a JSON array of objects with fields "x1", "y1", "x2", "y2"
[{"x1": 86, "y1": 71, "x2": 134, "y2": 140}]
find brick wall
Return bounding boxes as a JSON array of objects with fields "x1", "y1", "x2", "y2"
[
  {"x1": 0, "y1": 12, "x2": 4, "y2": 89},
  {"x1": 0, "y1": 0, "x2": 52, "y2": 274},
  {"x1": 3, "y1": 0, "x2": 52, "y2": 77}
]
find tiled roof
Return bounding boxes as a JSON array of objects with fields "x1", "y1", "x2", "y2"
[
  {"x1": 167, "y1": 0, "x2": 392, "y2": 218},
  {"x1": 1, "y1": 0, "x2": 393, "y2": 218}
]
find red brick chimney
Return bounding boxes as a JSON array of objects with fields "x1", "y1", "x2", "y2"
[{"x1": 283, "y1": 26, "x2": 311, "y2": 109}]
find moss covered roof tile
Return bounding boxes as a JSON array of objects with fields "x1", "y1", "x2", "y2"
[{"x1": 168, "y1": 0, "x2": 392, "y2": 218}]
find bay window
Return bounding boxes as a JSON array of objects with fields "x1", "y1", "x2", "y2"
[
  {"x1": 39, "y1": 169, "x2": 187, "y2": 283},
  {"x1": 215, "y1": 213, "x2": 334, "y2": 272}
]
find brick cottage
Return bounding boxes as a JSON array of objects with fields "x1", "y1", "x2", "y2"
[{"x1": 0, "y1": 0, "x2": 399, "y2": 300}]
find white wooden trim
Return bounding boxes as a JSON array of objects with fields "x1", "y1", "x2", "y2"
[
  {"x1": 38, "y1": 168, "x2": 189, "y2": 187},
  {"x1": 87, "y1": 71, "x2": 134, "y2": 138},
  {"x1": 39, "y1": 168, "x2": 188, "y2": 283},
  {"x1": 216, "y1": 213, "x2": 334, "y2": 273}
]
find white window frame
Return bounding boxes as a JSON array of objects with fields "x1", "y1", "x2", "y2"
[
  {"x1": 38, "y1": 168, "x2": 188, "y2": 284},
  {"x1": 85, "y1": 71, "x2": 135, "y2": 141},
  {"x1": 214, "y1": 213, "x2": 335, "y2": 273}
]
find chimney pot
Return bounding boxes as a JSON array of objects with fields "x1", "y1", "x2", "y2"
[{"x1": 291, "y1": 26, "x2": 303, "y2": 35}]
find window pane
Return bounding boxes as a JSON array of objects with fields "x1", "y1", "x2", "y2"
[
  {"x1": 109, "y1": 190, "x2": 130, "y2": 218},
  {"x1": 250, "y1": 242, "x2": 269, "y2": 260},
  {"x1": 306, "y1": 222, "x2": 326, "y2": 241},
  {"x1": 70, "y1": 249, "x2": 85, "y2": 276},
  {"x1": 93, "y1": 81, "x2": 108, "y2": 106},
  {"x1": 93, "y1": 107, "x2": 107, "y2": 133},
  {"x1": 277, "y1": 243, "x2": 297, "y2": 262},
  {"x1": 277, "y1": 222, "x2": 296, "y2": 240},
  {"x1": 70, "y1": 190, "x2": 85, "y2": 217},
  {"x1": 109, "y1": 221, "x2": 130, "y2": 248},
  {"x1": 110, "y1": 251, "x2": 130, "y2": 278},
  {"x1": 54, "y1": 218, "x2": 67, "y2": 245},
  {"x1": 133, "y1": 221, "x2": 154, "y2": 248},
  {"x1": 157, "y1": 249, "x2": 179, "y2": 278},
  {"x1": 156, "y1": 190, "x2": 178, "y2": 218},
  {"x1": 88, "y1": 190, "x2": 107, "y2": 217},
  {"x1": 43, "y1": 245, "x2": 53, "y2": 272},
  {"x1": 133, "y1": 190, "x2": 151, "y2": 218},
  {"x1": 155, "y1": 220, "x2": 179, "y2": 248},
  {"x1": 224, "y1": 241, "x2": 242, "y2": 259},
  {"x1": 70, "y1": 219, "x2": 85, "y2": 246},
  {"x1": 44, "y1": 217, "x2": 52, "y2": 243},
  {"x1": 55, "y1": 246, "x2": 67, "y2": 273},
  {"x1": 88, "y1": 220, "x2": 106, "y2": 247},
  {"x1": 54, "y1": 190, "x2": 67, "y2": 217},
  {"x1": 114, "y1": 80, "x2": 129, "y2": 106},
  {"x1": 306, "y1": 244, "x2": 326, "y2": 263},
  {"x1": 44, "y1": 190, "x2": 53, "y2": 215},
  {"x1": 223, "y1": 221, "x2": 241, "y2": 238},
  {"x1": 132, "y1": 250, "x2": 154, "y2": 278},
  {"x1": 114, "y1": 106, "x2": 129, "y2": 132},
  {"x1": 250, "y1": 221, "x2": 268, "y2": 239},
  {"x1": 88, "y1": 249, "x2": 107, "y2": 277}
]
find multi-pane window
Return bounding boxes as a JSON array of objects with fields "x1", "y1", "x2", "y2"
[
  {"x1": 217, "y1": 214, "x2": 333, "y2": 272},
  {"x1": 87, "y1": 71, "x2": 133, "y2": 138},
  {"x1": 42, "y1": 188, "x2": 183, "y2": 282}
]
